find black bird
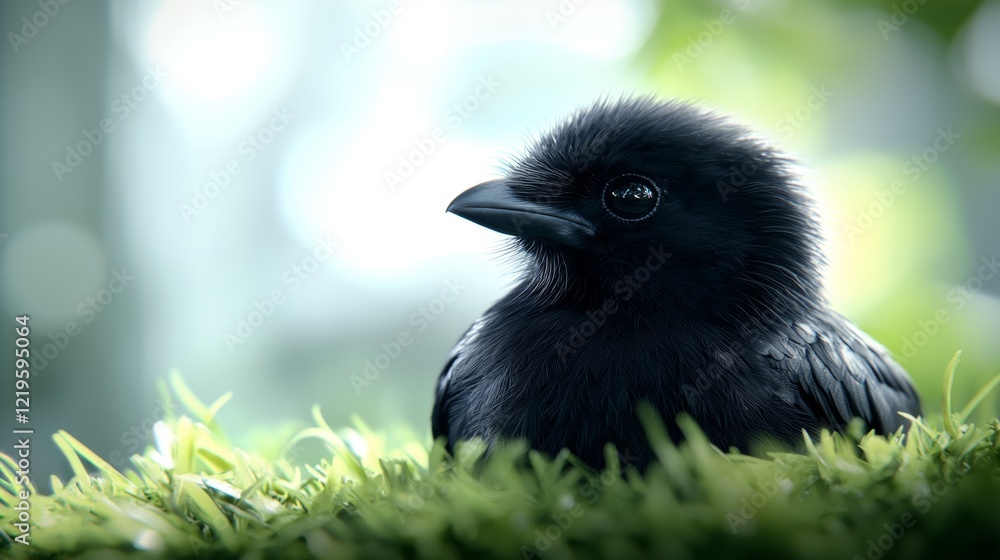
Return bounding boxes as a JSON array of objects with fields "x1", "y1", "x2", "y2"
[{"x1": 432, "y1": 97, "x2": 921, "y2": 469}]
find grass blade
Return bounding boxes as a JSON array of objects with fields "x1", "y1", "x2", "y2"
[
  {"x1": 958, "y1": 373, "x2": 1000, "y2": 424},
  {"x1": 942, "y1": 350, "x2": 962, "y2": 438}
]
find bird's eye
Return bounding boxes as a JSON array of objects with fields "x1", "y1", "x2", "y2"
[{"x1": 602, "y1": 174, "x2": 661, "y2": 221}]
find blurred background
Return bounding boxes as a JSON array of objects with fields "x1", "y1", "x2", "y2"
[{"x1": 1, "y1": 0, "x2": 998, "y2": 482}]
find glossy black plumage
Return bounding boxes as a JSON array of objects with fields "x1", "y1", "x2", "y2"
[{"x1": 432, "y1": 97, "x2": 921, "y2": 469}]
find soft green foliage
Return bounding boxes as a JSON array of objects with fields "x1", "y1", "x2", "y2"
[{"x1": 3, "y1": 361, "x2": 1000, "y2": 560}]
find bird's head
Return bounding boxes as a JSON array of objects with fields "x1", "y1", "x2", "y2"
[{"x1": 448, "y1": 97, "x2": 823, "y2": 320}]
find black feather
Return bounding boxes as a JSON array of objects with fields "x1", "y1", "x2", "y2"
[{"x1": 433, "y1": 97, "x2": 921, "y2": 470}]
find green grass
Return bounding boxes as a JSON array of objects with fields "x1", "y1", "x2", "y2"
[{"x1": 3, "y1": 354, "x2": 1000, "y2": 560}]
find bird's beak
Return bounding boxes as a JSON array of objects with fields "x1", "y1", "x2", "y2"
[{"x1": 447, "y1": 179, "x2": 595, "y2": 249}]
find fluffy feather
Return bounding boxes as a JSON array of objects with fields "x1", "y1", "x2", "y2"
[{"x1": 433, "y1": 97, "x2": 921, "y2": 469}]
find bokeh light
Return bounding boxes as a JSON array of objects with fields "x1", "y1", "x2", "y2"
[{"x1": 1, "y1": 0, "x2": 997, "y2": 481}]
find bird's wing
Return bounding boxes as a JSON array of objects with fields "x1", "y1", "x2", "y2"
[
  {"x1": 757, "y1": 314, "x2": 921, "y2": 433},
  {"x1": 431, "y1": 318, "x2": 487, "y2": 443},
  {"x1": 431, "y1": 354, "x2": 458, "y2": 442}
]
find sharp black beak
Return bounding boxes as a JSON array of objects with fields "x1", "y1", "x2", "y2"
[{"x1": 447, "y1": 179, "x2": 595, "y2": 249}]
